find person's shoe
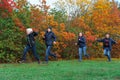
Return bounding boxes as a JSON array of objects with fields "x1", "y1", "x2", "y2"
[
  {"x1": 42, "y1": 61, "x2": 48, "y2": 64},
  {"x1": 85, "y1": 54, "x2": 90, "y2": 59},
  {"x1": 55, "y1": 55, "x2": 58, "y2": 61},
  {"x1": 108, "y1": 59, "x2": 111, "y2": 62},
  {"x1": 78, "y1": 60, "x2": 82, "y2": 62},
  {"x1": 38, "y1": 60, "x2": 41, "y2": 64},
  {"x1": 107, "y1": 61, "x2": 111, "y2": 62},
  {"x1": 18, "y1": 60, "x2": 25, "y2": 63}
]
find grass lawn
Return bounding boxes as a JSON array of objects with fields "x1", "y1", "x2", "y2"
[{"x1": 0, "y1": 60, "x2": 120, "y2": 80}]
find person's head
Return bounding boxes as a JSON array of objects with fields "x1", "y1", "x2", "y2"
[
  {"x1": 47, "y1": 26, "x2": 52, "y2": 32},
  {"x1": 26, "y1": 28, "x2": 33, "y2": 35},
  {"x1": 79, "y1": 32, "x2": 83, "y2": 37},
  {"x1": 105, "y1": 33, "x2": 110, "y2": 38}
]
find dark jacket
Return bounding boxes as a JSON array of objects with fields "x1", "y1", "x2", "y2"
[
  {"x1": 27, "y1": 32, "x2": 38, "y2": 47},
  {"x1": 97, "y1": 38, "x2": 116, "y2": 50},
  {"x1": 44, "y1": 31, "x2": 56, "y2": 46},
  {"x1": 77, "y1": 36, "x2": 86, "y2": 48}
]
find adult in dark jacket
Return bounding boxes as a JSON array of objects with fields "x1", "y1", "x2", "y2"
[
  {"x1": 76, "y1": 32, "x2": 89, "y2": 61},
  {"x1": 97, "y1": 33, "x2": 116, "y2": 61},
  {"x1": 19, "y1": 28, "x2": 40, "y2": 64},
  {"x1": 43, "y1": 27, "x2": 57, "y2": 63}
]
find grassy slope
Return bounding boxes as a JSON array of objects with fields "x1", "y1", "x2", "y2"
[{"x1": 0, "y1": 60, "x2": 120, "y2": 80}]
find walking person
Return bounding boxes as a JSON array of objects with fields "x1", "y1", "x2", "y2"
[
  {"x1": 96, "y1": 33, "x2": 116, "y2": 62},
  {"x1": 19, "y1": 28, "x2": 40, "y2": 64},
  {"x1": 76, "y1": 32, "x2": 89, "y2": 62},
  {"x1": 43, "y1": 27, "x2": 57, "y2": 63}
]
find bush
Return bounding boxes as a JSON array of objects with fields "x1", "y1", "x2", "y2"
[{"x1": 0, "y1": 16, "x2": 24, "y2": 63}]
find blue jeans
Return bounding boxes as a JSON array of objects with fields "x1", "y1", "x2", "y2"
[
  {"x1": 21, "y1": 44, "x2": 40, "y2": 61},
  {"x1": 45, "y1": 46, "x2": 56, "y2": 62},
  {"x1": 104, "y1": 48, "x2": 111, "y2": 61},
  {"x1": 79, "y1": 47, "x2": 89, "y2": 61}
]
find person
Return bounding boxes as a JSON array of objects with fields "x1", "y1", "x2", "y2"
[
  {"x1": 75, "y1": 32, "x2": 89, "y2": 62},
  {"x1": 96, "y1": 33, "x2": 116, "y2": 62},
  {"x1": 19, "y1": 28, "x2": 40, "y2": 64},
  {"x1": 43, "y1": 27, "x2": 57, "y2": 63}
]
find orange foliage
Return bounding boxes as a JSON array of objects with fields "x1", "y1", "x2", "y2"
[
  {"x1": 13, "y1": 18, "x2": 26, "y2": 31},
  {"x1": 72, "y1": 18, "x2": 89, "y2": 29},
  {"x1": 91, "y1": 0, "x2": 120, "y2": 35},
  {"x1": 62, "y1": 32, "x2": 75, "y2": 41},
  {"x1": 4, "y1": 0, "x2": 120, "y2": 59},
  {"x1": 60, "y1": 23, "x2": 65, "y2": 31}
]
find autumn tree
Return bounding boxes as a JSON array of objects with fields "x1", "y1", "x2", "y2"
[
  {"x1": 0, "y1": 0, "x2": 120, "y2": 63},
  {"x1": 0, "y1": 0, "x2": 24, "y2": 63}
]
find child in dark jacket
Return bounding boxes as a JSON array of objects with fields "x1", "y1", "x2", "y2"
[
  {"x1": 76, "y1": 32, "x2": 89, "y2": 62},
  {"x1": 97, "y1": 33, "x2": 116, "y2": 61},
  {"x1": 19, "y1": 28, "x2": 40, "y2": 64}
]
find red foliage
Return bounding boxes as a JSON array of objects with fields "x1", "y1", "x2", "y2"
[
  {"x1": 85, "y1": 31, "x2": 96, "y2": 46},
  {"x1": 86, "y1": 36, "x2": 96, "y2": 42},
  {"x1": 0, "y1": 0, "x2": 17, "y2": 12}
]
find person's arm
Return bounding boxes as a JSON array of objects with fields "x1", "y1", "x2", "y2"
[
  {"x1": 33, "y1": 32, "x2": 38, "y2": 36},
  {"x1": 43, "y1": 31, "x2": 47, "y2": 40},
  {"x1": 111, "y1": 38, "x2": 116, "y2": 44},
  {"x1": 79, "y1": 37, "x2": 86, "y2": 43},
  {"x1": 52, "y1": 32, "x2": 56, "y2": 42},
  {"x1": 97, "y1": 38, "x2": 104, "y2": 42},
  {"x1": 77, "y1": 38, "x2": 79, "y2": 45}
]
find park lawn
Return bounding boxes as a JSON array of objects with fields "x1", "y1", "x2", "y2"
[{"x1": 0, "y1": 60, "x2": 120, "y2": 80}]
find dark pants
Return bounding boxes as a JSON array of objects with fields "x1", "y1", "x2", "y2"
[
  {"x1": 104, "y1": 48, "x2": 111, "y2": 61},
  {"x1": 45, "y1": 46, "x2": 56, "y2": 62},
  {"x1": 21, "y1": 44, "x2": 40, "y2": 61}
]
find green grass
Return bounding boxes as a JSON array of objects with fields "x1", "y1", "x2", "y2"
[{"x1": 0, "y1": 60, "x2": 120, "y2": 80}]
